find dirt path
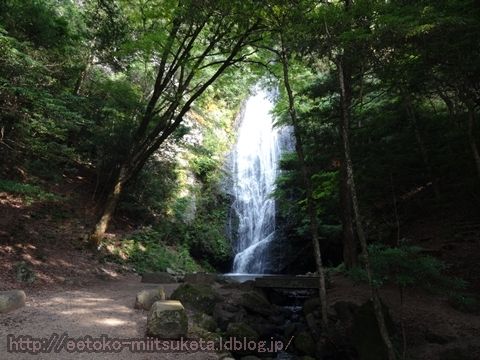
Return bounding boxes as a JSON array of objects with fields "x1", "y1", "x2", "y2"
[{"x1": 0, "y1": 276, "x2": 218, "y2": 360}]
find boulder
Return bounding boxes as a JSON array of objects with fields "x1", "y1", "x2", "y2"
[
  {"x1": 0, "y1": 290, "x2": 26, "y2": 314},
  {"x1": 333, "y1": 301, "x2": 358, "y2": 323},
  {"x1": 294, "y1": 331, "x2": 316, "y2": 356},
  {"x1": 226, "y1": 322, "x2": 259, "y2": 340},
  {"x1": 141, "y1": 272, "x2": 177, "y2": 284},
  {"x1": 213, "y1": 302, "x2": 245, "y2": 330},
  {"x1": 265, "y1": 289, "x2": 291, "y2": 306},
  {"x1": 305, "y1": 312, "x2": 321, "y2": 337},
  {"x1": 303, "y1": 297, "x2": 321, "y2": 316},
  {"x1": 269, "y1": 313, "x2": 286, "y2": 326},
  {"x1": 146, "y1": 300, "x2": 188, "y2": 339},
  {"x1": 134, "y1": 287, "x2": 166, "y2": 310},
  {"x1": 245, "y1": 315, "x2": 277, "y2": 337},
  {"x1": 189, "y1": 323, "x2": 219, "y2": 342},
  {"x1": 194, "y1": 313, "x2": 218, "y2": 332},
  {"x1": 171, "y1": 283, "x2": 221, "y2": 315},
  {"x1": 239, "y1": 290, "x2": 273, "y2": 316},
  {"x1": 218, "y1": 355, "x2": 235, "y2": 360},
  {"x1": 184, "y1": 273, "x2": 218, "y2": 285}
]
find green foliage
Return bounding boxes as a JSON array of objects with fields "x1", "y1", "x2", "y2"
[
  {"x1": 346, "y1": 244, "x2": 466, "y2": 294},
  {"x1": 184, "y1": 204, "x2": 232, "y2": 268},
  {"x1": 191, "y1": 155, "x2": 218, "y2": 183},
  {"x1": 448, "y1": 294, "x2": 480, "y2": 314},
  {"x1": 103, "y1": 228, "x2": 201, "y2": 274},
  {"x1": 0, "y1": 179, "x2": 60, "y2": 204},
  {"x1": 120, "y1": 158, "x2": 178, "y2": 223}
]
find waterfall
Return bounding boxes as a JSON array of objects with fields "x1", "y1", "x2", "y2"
[{"x1": 229, "y1": 89, "x2": 292, "y2": 274}]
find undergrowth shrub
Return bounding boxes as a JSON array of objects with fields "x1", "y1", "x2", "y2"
[
  {"x1": 0, "y1": 179, "x2": 60, "y2": 204},
  {"x1": 102, "y1": 228, "x2": 201, "y2": 274},
  {"x1": 345, "y1": 244, "x2": 466, "y2": 295}
]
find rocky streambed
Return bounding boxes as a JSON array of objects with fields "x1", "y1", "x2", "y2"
[{"x1": 139, "y1": 273, "x2": 397, "y2": 360}]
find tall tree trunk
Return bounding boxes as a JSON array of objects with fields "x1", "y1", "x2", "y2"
[
  {"x1": 74, "y1": 53, "x2": 93, "y2": 96},
  {"x1": 340, "y1": 147, "x2": 357, "y2": 269},
  {"x1": 338, "y1": 0, "x2": 357, "y2": 270},
  {"x1": 337, "y1": 58, "x2": 397, "y2": 360},
  {"x1": 404, "y1": 95, "x2": 440, "y2": 198},
  {"x1": 89, "y1": 165, "x2": 128, "y2": 246},
  {"x1": 280, "y1": 48, "x2": 328, "y2": 329},
  {"x1": 466, "y1": 103, "x2": 480, "y2": 181}
]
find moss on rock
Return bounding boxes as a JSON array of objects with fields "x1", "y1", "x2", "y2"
[
  {"x1": 171, "y1": 283, "x2": 221, "y2": 315},
  {"x1": 226, "y1": 322, "x2": 259, "y2": 340},
  {"x1": 146, "y1": 300, "x2": 188, "y2": 339},
  {"x1": 239, "y1": 291, "x2": 272, "y2": 316},
  {"x1": 193, "y1": 312, "x2": 218, "y2": 332}
]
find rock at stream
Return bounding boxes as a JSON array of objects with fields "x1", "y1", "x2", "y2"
[
  {"x1": 226, "y1": 322, "x2": 259, "y2": 340},
  {"x1": 146, "y1": 300, "x2": 188, "y2": 339},
  {"x1": 0, "y1": 290, "x2": 26, "y2": 313},
  {"x1": 134, "y1": 287, "x2": 166, "y2": 311},
  {"x1": 238, "y1": 290, "x2": 274, "y2": 316},
  {"x1": 171, "y1": 283, "x2": 222, "y2": 315},
  {"x1": 213, "y1": 302, "x2": 246, "y2": 330}
]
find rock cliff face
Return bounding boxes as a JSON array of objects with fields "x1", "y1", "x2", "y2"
[{"x1": 142, "y1": 99, "x2": 240, "y2": 270}]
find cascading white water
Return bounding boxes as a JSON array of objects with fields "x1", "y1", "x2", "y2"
[{"x1": 230, "y1": 89, "x2": 290, "y2": 274}]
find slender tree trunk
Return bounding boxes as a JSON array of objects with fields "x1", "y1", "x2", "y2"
[
  {"x1": 466, "y1": 103, "x2": 480, "y2": 181},
  {"x1": 390, "y1": 173, "x2": 401, "y2": 245},
  {"x1": 399, "y1": 287, "x2": 407, "y2": 360},
  {"x1": 89, "y1": 165, "x2": 128, "y2": 246},
  {"x1": 337, "y1": 58, "x2": 396, "y2": 360},
  {"x1": 280, "y1": 48, "x2": 328, "y2": 329},
  {"x1": 404, "y1": 96, "x2": 440, "y2": 198},
  {"x1": 336, "y1": 0, "x2": 358, "y2": 270},
  {"x1": 74, "y1": 53, "x2": 93, "y2": 96},
  {"x1": 340, "y1": 161, "x2": 357, "y2": 268},
  {"x1": 437, "y1": 90, "x2": 456, "y2": 123}
]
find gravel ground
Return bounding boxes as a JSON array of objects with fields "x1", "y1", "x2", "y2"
[{"x1": 0, "y1": 276, "x2": 219, "y2": 360}]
